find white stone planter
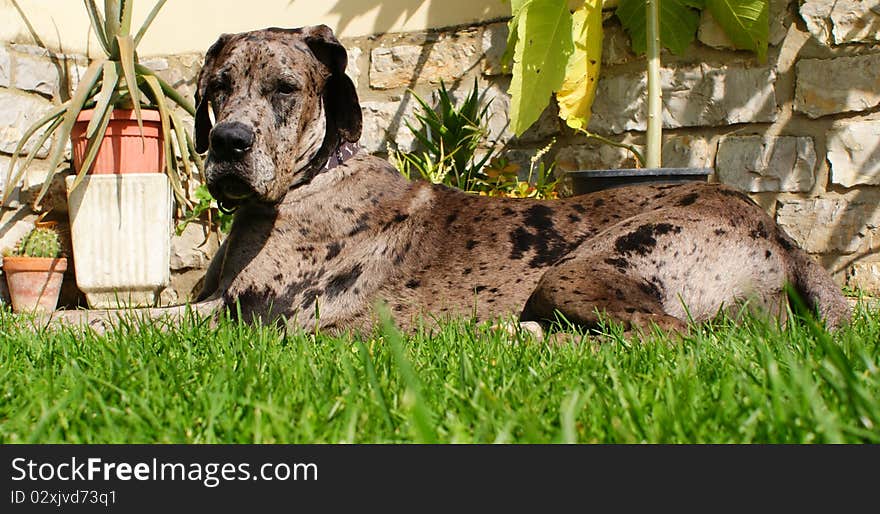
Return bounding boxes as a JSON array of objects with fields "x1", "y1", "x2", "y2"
[{"x1": 66, "y1": 173, "x2": 171, "y2": 308}]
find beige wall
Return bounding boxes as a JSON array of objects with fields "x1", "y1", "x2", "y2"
[{"x1": 0, "y1": 0, "x2": 508, "y2": 56}]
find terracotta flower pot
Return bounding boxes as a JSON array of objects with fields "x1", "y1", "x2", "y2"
[
  {"x1": 3, "y1": 256, "x2": 68, "y2": 313},
  {"x1": 70, "y1": 109, "x2": 165, "y2": 174}
]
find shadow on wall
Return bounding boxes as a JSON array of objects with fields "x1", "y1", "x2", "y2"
[
  {"x1": 325, "y1": 0, "x2": 489, "y2": 161},
  {"x1": 322, "y1": 0, "x2": 432, "y2": 36}
]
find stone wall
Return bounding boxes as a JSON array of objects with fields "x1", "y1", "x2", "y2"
[{"x1": 1, "y1": 0, "x2": 880, "y2": 305}]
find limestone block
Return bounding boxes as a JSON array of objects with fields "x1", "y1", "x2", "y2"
[
  {"x1": 12, "y1": 51, "x2": 60, "y2": 97},
  {"x1": 803, "y1": 0, "x2": 880, "y2": 45},
  {"x1": 481, "y1": 22, "x2": 509, "y2": 76},
  {"x1": 171, "y1": 221, "x2": 220, "y2": 271},
  {"x1": 359, "y1": 99, "x2": 417, "y2": 153},
  {"x1": 716, "y1": 135, "x2": 816, "y2": 193},
  {"x1": 776, "y1": 197, "x2": 880, "y2": 253},
  {"x1": 0, "y1": 89, "x2": 55, "y2": 158},
  {"x1": 827, "y1": 120, "x2": 880, "y2": 187},
  {"x1": 370, "y1": 30, "x2": 482, "y2": 90},
  {"x1": 589, "y1": 64, "x2": 777, "y2": 134},
  {"x1": 795, "y1": 54, "x2": 880, "y2": 118},
  {"x1": 661, "y1": 135, "x2": 716, "y2": 169},
  {"x1": 0, "y1": 46, "x2": 10, "y2": 87}
]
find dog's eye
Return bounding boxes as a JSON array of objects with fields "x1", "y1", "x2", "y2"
[{"x1": 277, "y1": 82, "x2": 298, "y2": 95}]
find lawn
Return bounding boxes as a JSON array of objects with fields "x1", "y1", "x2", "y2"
[{"x1": 1, "y1": 302, "x2": 878, "y2": 444}]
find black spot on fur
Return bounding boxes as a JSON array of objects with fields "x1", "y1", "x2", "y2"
[
  {"x1": 463, "y1": 268, "x2": 472, "y2": 275},
  {"x1": 445, "y1": 213, "x2": 458, "y2": 225},
  {"x1": 326, "y1": 263, "x2": 363, "y2": 298},
  {"x1": 466, "y1": 239, "x2": 479, "y2": 250},
  {"x1": 509, "y1": 227, "x2": 534, "y2": 260},
  {"x1": 405, "y1": 279, "x2": 420, "y2": 289},
  {"x1": 572, "y1": 204, "x2": 587, "y2": 214},
  {"x1": 592, "y1": 198, "x2": 605, "y2": 208},
  {"x1": 475, "y1": 285, "x2": 487, "y2": 293},
  {"x1": 639, "y1": 277, "x2": 664, "y2": 302},
  {"x1": 325, "y1": 242, "x2": 343, "y2": 261},
  {"x1": 568, "y1": 214, "x2": 581, "y2": 223},
  {"x1": 677, "y1": 193, "x2": 699, "y2": 206},
  {"x1": 615, "y1": 223, "x2": 682, "y2": 257},
  {"x1": 750, "y1": 222, "x2": 769, "y2": 240},
  {"x1": 604, "y1": 257, "x2": 629, "y2": 270},
  {"x1": 765, "y1": 250, "x2": 772, "y2": 259},
  {"x1": 347, "y1": 214, "x2": 370, "y2": 236},
  {"x1": 715, "y1": 228, "x2": 726, "y2": 236},
  {"x1": 273, "y1": 273, "x2": 283, "y2": 281},
  {"x1": 718, "y1": 188, "x2": 757, "y2": 206},
  {"x1": 382, "y1": 213, "x2": 409, "y2": 231},
  {"x1": 776, "y1": 235, "x2": 794, "y2": 251},
  {"x1": 300, "y1": 288, "x2": 320, "y2": 310},
  {"x1": 524, "y1": 204, "x2": 554, "y2": 230},
  {"x1": 502, "y1": 207, "x2": 515, "y2": 216}
]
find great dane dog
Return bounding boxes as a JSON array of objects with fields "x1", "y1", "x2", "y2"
[{"x1": 53, "y1": 25, "x2": 850, "y2": 336}]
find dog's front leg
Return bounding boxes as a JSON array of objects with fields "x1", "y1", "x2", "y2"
[{"x1": 36, "y1": 297, "x2": 226, "y2": 334}]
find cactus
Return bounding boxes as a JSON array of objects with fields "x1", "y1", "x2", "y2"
[{"x1": 16, "y1": 227, "x2": 62, "y2": 258}]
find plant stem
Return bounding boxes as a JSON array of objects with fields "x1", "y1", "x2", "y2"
[
  {"x1": 574, "y1": 128, "x2": 645, "y2": 168},
  {"x1": 645, "y1": 0, "x2": 662, "y2": 168}
]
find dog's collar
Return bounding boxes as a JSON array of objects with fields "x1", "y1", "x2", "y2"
[{"x1": 323, "y1": 141, "x2": 360, "y2": 171}]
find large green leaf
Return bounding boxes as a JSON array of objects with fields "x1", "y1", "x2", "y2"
[
  {"x1": 706, "y1": 0, "x2": 768, "y2": 61},
  {"x1": 508, "y1": 0, "x2": 573, "y2": 136},
  {"x1": 556, "y1": 0, "x2": 604, "y2": 130},
  {"x1": 616, "y1": 0, "x2": 704, "y2": 55}
]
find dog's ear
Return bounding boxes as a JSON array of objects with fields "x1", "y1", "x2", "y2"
[
  {"x1": 195, "y1": 33, "x2": 232, "y2": 153},
  {"x1": 303, "y1": 25, "x2": 362, "y2": 143}
]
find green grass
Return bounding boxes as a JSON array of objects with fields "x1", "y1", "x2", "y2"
[{"x1": 1, "y1": 302, "x2": 879, "y2": 443}]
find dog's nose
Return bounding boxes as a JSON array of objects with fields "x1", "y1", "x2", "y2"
[{"x1": 210, "y1": 122, "x2": 254, "y2": 160}]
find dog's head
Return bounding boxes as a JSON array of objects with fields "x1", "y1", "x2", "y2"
[{"x1": 194, "y1": 26, "x2": 361, "y2": 207}]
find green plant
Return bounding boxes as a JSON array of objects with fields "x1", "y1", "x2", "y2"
[
  {"x1": 393, "y1": 79, "x2": 496, "y2": 192},
  {"x1": 392, "y1": 80, "x2": 560, "y2": 199},
  {"x1": 505, "y1": 0, "x2": 770, "y2": 167},
  {"x1": 9, "y1": 226, "x2": 62, "y2": 259},
  {"x1": 176, "y1": 184, "x2": 234, "y2": 236},
  {"x1": 1, "y1": 0, "x2": 201, "y2": 210},
  {"x1": 478, "y1": 143, "x2": 560, "y2": 199}
]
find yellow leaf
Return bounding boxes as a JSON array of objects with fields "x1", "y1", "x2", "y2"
[{"x1": 556, "y1": 0, "x2": 603, "y2": 130}]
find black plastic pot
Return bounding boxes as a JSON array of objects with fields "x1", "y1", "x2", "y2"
[{"x1": 566, "y1": 167, "x2": 713, "y2": 196}]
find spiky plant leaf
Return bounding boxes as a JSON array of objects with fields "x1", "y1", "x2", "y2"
[
  {"x1": 135, "y1": 0, "x2": 167, "y2": 46},
  {"x1": 86, "y1": 61, "x2": 119, "y2": 138},
  {"x1": 83, "y1": 0, "x2": 111, "y2": 55},
  {"x1": 33, "y1": 59, "x2": 105, "y2": 209},
  {"x1": 116, "y1": 35, "x2": 143, "y2": 139},
  {"x1": 1, "y1": 103, "x2": 68, "y2": 204}
]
